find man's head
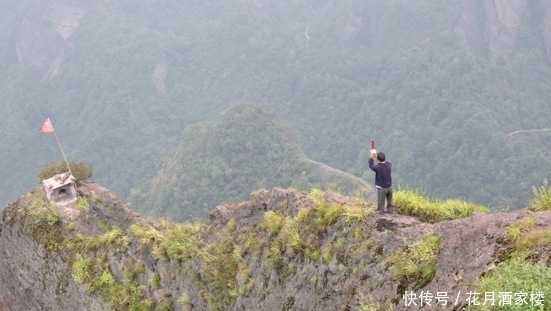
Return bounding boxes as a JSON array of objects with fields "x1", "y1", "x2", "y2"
[{"x1": 377, "y1": 152, "x2": 386, "y2": 162}]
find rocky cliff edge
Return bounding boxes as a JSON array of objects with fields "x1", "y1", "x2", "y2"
[{"x1": 0, "y1": 182, "x2": 550, "y2": 311}]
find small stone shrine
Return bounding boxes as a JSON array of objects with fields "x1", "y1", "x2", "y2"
[{"x1": 42, "y1": 171, "x2": 77, "y2": 205}]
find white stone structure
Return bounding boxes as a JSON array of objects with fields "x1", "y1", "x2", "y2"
[{"x1": 42, "y1": 171, "x2": 77, "y2": 205}]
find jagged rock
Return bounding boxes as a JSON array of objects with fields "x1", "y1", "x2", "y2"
[{"x1": 210, "y1": 188, "x2": 313, "y2": 228}]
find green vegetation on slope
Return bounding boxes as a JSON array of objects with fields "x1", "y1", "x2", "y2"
[
  {"x1": 473, "y1": 254, "x2": 551, "y2": 311},
  {"x1": 472, "y1": 213, "x2": 551, "y2": 311}
]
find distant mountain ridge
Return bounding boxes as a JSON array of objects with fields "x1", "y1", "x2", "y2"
[{"x1": 2, "y1": 0, "x2": 551, "y2": 214}]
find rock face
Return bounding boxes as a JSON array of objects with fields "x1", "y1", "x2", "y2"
[
  {"x1": 454, "y1": 0, "x2": 551, "y2": 62},
  {"x1": 15, "y1": 0, "x2": 88, "y2": 80},
  {"x1": 542, "y1": 1, "x2": 551, "y2": 62},
  {"x1": 13, "y1": 0, "x2": 551, "y2": 83},
  {"x1": 0, "y1": 188, "x2": 107, "y2": 311},
  {"x1": 1, "y1": 183, "x2": 550, "y2": 310},
  {"x1": 482, "y1": 0, "x2": 527, "y2": 62}
]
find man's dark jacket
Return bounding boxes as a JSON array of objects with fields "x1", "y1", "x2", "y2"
[{"x1": 368, "y1": 158, "x2": 392, "y2": 188}]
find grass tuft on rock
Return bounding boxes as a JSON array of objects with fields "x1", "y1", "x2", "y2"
[
  {"x1": 393, "y1": 189, "x2": 489, "y2": 223},
  {"x1": 387, "y1": 232, "x2": 440, "y2": 291},
  {"x1": 506, "y1": 214, "x2": 551, "y2": 253}
]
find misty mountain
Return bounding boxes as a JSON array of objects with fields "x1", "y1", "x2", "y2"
[
  {"x1": 128, "y1": 103, "x2": 371, "y2": 221},
  {"x1": 1, "y1": 0, "x2": 551, "y2": 215}
]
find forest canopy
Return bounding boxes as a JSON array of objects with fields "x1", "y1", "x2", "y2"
[{"x1": 0, "y1": 0, "x2": 550, "y2": 217}]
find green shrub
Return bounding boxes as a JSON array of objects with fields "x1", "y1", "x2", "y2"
[{"x1": 37, "y1": 160, "x2": 93, "y2": 182}]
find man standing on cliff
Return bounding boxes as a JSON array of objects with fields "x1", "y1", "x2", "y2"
[{"x1": 369, "y1": 150, "x2": 395, "y2": 214}]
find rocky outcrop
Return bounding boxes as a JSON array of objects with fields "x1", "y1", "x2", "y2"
[
  {"x1": 454, "y1": 0, "x2": 551, "y2": 64},
  {"x1": 453, "y1": 0, "x2": 528, "y2": 61},
  {"x1": 454, "y1": 0, "x2": 485, "y2": 53},
  {"x1": 482, "y1": 0, "x2": 527, "y2": 62},
  {"x1": 542, "y1": 1, "x2": 551, "y2": 62},
  {"x1": 15, "y1": 0, "x2": 87, "y2": 80},
  {"x1": 0, "y1": 187, "x2": 108, "y2": 311},
  {"x1": 1, "y1": 182, "x2": 550, "y2": 310},
  {"x1": 151, "y1": 59, "x2": 168, "y2": 93}
]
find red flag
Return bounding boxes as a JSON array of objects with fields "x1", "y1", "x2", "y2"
[{"x1": 40, "y1": 118, "x2": 55, "y2": 133}]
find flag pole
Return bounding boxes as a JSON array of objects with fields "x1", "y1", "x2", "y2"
[
  {"x1": 41, "y1": 117, "x2": 72, "y2": 175},
  {"x1": 53, "y1": 130, "x2": 72, "y2": 175}
]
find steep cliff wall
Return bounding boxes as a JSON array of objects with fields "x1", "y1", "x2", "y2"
[
  {"x1": 16, "y1": 0, "x2": 551, "y2": 82},
  {"x1": 0, "y1": 188, "x2": 107, "y2": 311},
  {"x1": 15, "y1": 0, "x2": 88, "y2": 80},
  {"x1": 1, "y1": 183, "x2": 550, "y2": 310}
]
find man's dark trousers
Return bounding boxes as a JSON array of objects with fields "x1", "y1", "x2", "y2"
[{"x1": 377, "y1": 187, "x2": 393, "y2": 212}]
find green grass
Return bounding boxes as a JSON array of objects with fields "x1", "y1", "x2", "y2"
[
  {"x1": 160, "y1": 296, "x2": 173, "y2": 311},
  {"x1": 309, "y1": 188, "x2": 370, "y2": 229},
  {"x1": 393, "y1": 190, "x2": 490, "y2": 223},
  {"x1": 15, "y1": 190, "x2": 64, "y2": 251},
  {"x1": 150, "y1": 272, "x2": 161, "y2": 289},
  {"x1": 529, "y1": 179, "x2": 551, "y2": 211},
  {"x1": 95, "y1": 269, "x2": 116, "y2": 287},
  {"x1": 342, "y1": 205, "x2": 371, "y2": 224},
  {"x1": 177, "y1": 291, "x2": 192, "y2": 311},
  {"x1": 387, "y1": 232, "x2": 441, "y2": 291},
  {"x1": 260, "y1": 211, "x2": 286, "y2": 235},
  {"x1": 133, "y1": 220, "x2": 247, "y2": 310},
  {"x1": 260, "y1": 188, "x2": 373, "y2": 269},
  {"x1": 506, "y1": 215, "x2": 535, "y2": 242},
  {"x1": 149, "y1": 222, "x2": 207, "y2": 262},
  {"x1": 514, "y1": 227, "x2": 551, "y2": 252},
  {"x1": 69, "y1": 226, "x2": 130, "y2": 252},
  {"x1": 473, "y1": 253, "x2": 551, "y2": 311},
  {"x1": 75, "y1": 196, "x2": 90, "y2": 210},
  {"x1": 506, "y1": 214, "x2": 551, "y2": 253},
  {"x1": 129, "y1": 223, "x2": 163, "y2": 245},
  {"x1": 316, "y1": 201, "x2": 345, "y2": 227},
  {"x1": 72, "y1": 254, "x2": 94, "y2": 288},
  {"x1": 66, "y1": 222, "x2": 156, "y2": 311}
]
